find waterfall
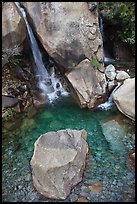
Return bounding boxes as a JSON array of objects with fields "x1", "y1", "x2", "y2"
[
  {"x1": 15, "y1": 2, "x2": 68, "y2": 103},
  {"x1": 99, "y1": 15, "x2": 115, "y2": 65},
  {"x1": 97, "y1": 83, "x2": 121, "y2": 110}
]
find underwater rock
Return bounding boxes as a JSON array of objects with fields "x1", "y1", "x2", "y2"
[
  {"x1": 30, "y1": 129, "x2": 88, "y2": 200},
  {"x1": 20, "y1": 118, "x2": 36, "y2": 131},
  {"x1": 88, "y1": 182, "x2": 103, "y2": 193}
]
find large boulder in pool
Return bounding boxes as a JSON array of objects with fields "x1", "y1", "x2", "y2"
[
  {"x1": 112, "y1": 78, "x2": 135, "y2": 121},
  {"x1": 65, "y1": 59, "x2": 107, "y2": 108},
  {"x1": 30, "y1": 129, "x2": 88, "y2": 200},
  {"x1": 22, "y1": 2, "x2": 104, "y2": 68}
]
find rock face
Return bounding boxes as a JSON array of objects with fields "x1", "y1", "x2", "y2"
[
  {"x1": 2, "y1": 2, "x2": 26, "y2": 52},
  {"x1": 22, "y1": 2, "x2": 104, "y2": 68},
  {"x1": 2, "y1": 95, "x2": 19, "y2": 109},
  {"x1": 30, "y1": 129, "x2": 88, "y2": 200},
  {"x1": 113, "y1": 78, "x2": 135, "y2": 121},
  {"x1": 65, "y1": 59, "x2": 107, "y2": 108}
]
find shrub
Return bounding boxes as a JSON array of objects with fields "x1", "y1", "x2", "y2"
[
  {"x1": 90, "y1": 59, "x2": 100, "y2": 70},
  {"x1": 99, "y1": 2, "x2": 135, "y2": 45}
]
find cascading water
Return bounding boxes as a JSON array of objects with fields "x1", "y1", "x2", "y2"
[
  {"x1": 97, "y1": 83, "x2": 121, "y2": 110},
  {"x1": 99, "y1": 16, "x2": 115, "y2": 65},
  {"x1": 15, "y1": 2, "x2": 68, "y2": 103}
]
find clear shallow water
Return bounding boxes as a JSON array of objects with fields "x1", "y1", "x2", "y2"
[{"x1": 2, "y1": 96, "x2": 135, "y2": 202}]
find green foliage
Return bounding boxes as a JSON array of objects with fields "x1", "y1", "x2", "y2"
[
  {"x1": 90, "y1": 59, "x2": 100, "y2": 70},
  {"x1": 3, "y1": 107, "x2": 16, "y2": 121},
  {"x1": 99, "y1": 2, "x2": 135, "y2": 44},
  {"x1": 10, "y1": 57, "x2": 22, "y2": 65},
  {"x1": 71, "y1": 63, "x2": 77, "y2": 68}
]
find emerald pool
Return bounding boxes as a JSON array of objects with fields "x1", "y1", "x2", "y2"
[{"x1": 2, "y1": 96, "x2": 135, "y2": 202}]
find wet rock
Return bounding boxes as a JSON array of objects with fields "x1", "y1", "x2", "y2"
[
  {"x1": 32, "y1": 90, "x2": 49, "y2": 109},
  {"x1": 56, "y1": 90, "x2": 61, "y2": 96},
  {"x1": 56, "y1": 82, "x2": 60, "y2": 89},
  {"x1": 18, "y1": 85, "x2": 27, "y2": 93},
  {"x1": 44, "y1": 78, "x2": 52, "y2": 86},
  {"x1": 27, "y1": 104, "x2": 37, "y2": 118},
  {"x1": 108, "y1": 80, "x2": 118, "y2": 92},
  {"x1": 30, "y1": 129, "x2": 88, "y2": 200},
  {"x1": 105, "y1": 64, "x2": 116, "y2": 80}
]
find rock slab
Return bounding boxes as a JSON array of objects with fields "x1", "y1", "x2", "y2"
[
  {"x1": 30, "y1": 129, "x2": 89, "y2": 200},
  {"x1": 65, "y1": 59, "x2": 107, "y2": 108},
  {"x1": 113, "y1": 78, "x2": 135, "y2": 121}
]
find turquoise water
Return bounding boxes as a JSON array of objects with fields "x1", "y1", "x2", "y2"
[{"x1": 2, "y1": 96, "x2": 135, "y2": 202}]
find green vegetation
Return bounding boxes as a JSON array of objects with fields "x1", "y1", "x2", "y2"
[
  {"x1": 90, "y1": 59, "x2": 100, "y2": 70},
  {"x1": 71, "y1": 63, "x2": 77, "y2": 68},
  {"x1": 99, "y1": 2, "x2": 135, "y2": 45},
  {"x1": 3, "y1": 107, "x2": 16, "y2": 121},
  {"x1": 10, "y1": 57, "x2": 22, "y2": 65}
]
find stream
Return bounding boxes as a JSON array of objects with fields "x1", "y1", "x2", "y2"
[{"x1": 2, "y1": 96, "x2": 135, "y2": 202}]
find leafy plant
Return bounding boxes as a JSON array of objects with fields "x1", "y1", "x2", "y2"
[
  {"x1": 71, "y1": 63, "x2": 77, "y2": 68},
  {"x1": 10, "y1": 57, "x2": 22, "y2": 65},
  {"x1": 3, "y1": 107, "x2": 16, "y2": 121},
  {"x1": 90, "y1": 59, "x2": 100, "y2": 70},
  {"x1": 99, "y1": 2, "x2": 135, "y2": 45}
]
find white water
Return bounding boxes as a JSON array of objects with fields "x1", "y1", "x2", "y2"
[
  {"x1": 97, "y1": 83, "x2": 121, "y2": 110},
  {"x1": 15, "y1": 2, "x2": 68, "y2": 103},
  {"x1": 99, "y1": 16, "x2": 116, "y2": 65},
  {"x1": 97, "y1": 92, "x2": 114, "y2": 110}
]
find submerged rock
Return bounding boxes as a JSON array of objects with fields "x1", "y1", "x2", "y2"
[
  {"x1": 88, "y1": 182, "x2": 103, "y2": 193},
  {"x1": 20, "y1": 118, "x2": 36, "y2": 131},
  {"x1": 30, "y1": 129, "x2": 88, "y2": 200},
  {"x1": 113, "y1": 78, "x2": 135, "y2": 121},
  {"x1": 65, "y1": 59, "x2": 107, "y2": 109}
]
